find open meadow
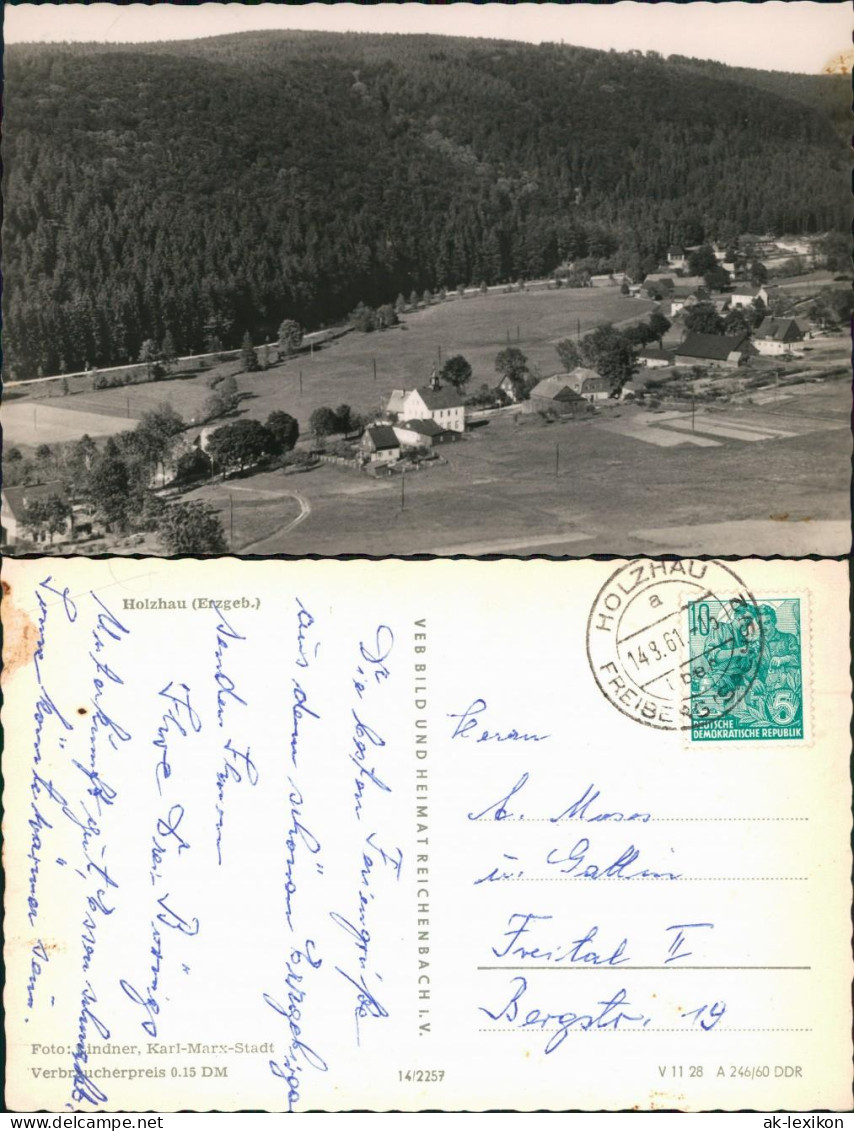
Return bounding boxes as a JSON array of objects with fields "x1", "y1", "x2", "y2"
[
  {"x1": 4, "y1": 287, "x2": 653, "y2": 447},
  {"x1": 178, "y1": 379, "x2": 850, "y2": 557},
  {"x1": 3, "y1": 285, "x2": 849, "y2": 558}
]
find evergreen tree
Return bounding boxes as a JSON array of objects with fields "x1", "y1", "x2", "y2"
[{"x1": 241, "y1": 331, "x2": 259, "y2": 372}]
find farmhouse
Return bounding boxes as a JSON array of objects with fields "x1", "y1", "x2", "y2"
[
  {"x1": 753, "y1": 317, "x2": 804, "y2": 356},
  {"x1": 393, "y1": 419, "x2": 458, "y2": 448},
  {"x1": 667, "y1": 246, "x2": 686, "y2": 269},
  {"x1": 637, "y1": 347, "x2": 675, "y2": 369},
  {"x1": 527, "y1": 374, "x2": 592, "y2": 415},
  {"x1": 394, "y1": 385, "x2": 466, "y2": 432},
  {"x1": 730, "y1": 284, "x2": 778, "y2": 310},
  {"x1": 361, "y1": 424, "x2": 400, "y2": 463},
  {"x1": 674, "y1": 332, "x2": 753, "y2": 368},
  {"x1": 563, "y1": 367, "x2": 612, "y2": 402},
  {"x1": 1, "y1": 481, "x2": 72, "y2": 546}
]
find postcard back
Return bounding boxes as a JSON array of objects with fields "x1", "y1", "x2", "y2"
[{"x1": 3, "y1": 557, "x2": 851, "y2": 1111}]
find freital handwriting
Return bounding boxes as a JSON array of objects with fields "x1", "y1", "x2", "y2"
[{"x1": 488, "y1": 913, "x2": 715, "y2": 967}]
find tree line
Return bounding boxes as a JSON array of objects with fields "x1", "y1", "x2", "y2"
[{"x1": 4, "y1": 32, "x2": 846, "y2": 378}]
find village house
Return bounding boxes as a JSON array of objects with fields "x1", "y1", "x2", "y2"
[
  {"x1": 361, "y1": 424, "x2": 400, "y2": 463},
  {"x1": 729, "y1": 286, "x2": 760, "y2": 309},
  {"x1": 496, "y1": 374, "x2": 525, "y2": 403},
  {"x1": 526, "y1": 375, "x2": 590, "y2": 416},
  {"x1": 674, "y1": 331, "x2": 754, "y2": 368},
  {"x1": 670, "y1": 287, "x2": 710, "y2": 315},
  {"x1": 1, "y1": 482, "x2": 73, "y2": 546},
  {"x1": 637, "y1": 347, "x2": 675, "y2": 369},
  {"x1": 753, "y1": 317, "x2": 804, "y2": 356},
  {"x1": 667, "y1": 246, "x2": 686, "y2": 270},
  {"x1": 389, "y1": 384, "x2": 466, "y2": 432},
  {"x1": 563, "y1": 366, "x2": 612, "y2": 402},
  {"x1": 730, "y1": 283, "x2": 778, "y2": 310},
  {"x1": 393, "y1": 419, "x2": 459, "y2": 449}
]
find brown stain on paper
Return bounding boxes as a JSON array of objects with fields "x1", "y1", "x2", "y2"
[
  {"x1": 1, "y1": 577, "x2": 39, "y2": 685},
  {"x1": 821, "y1": 49, "x2": 854, "y2": 75}
]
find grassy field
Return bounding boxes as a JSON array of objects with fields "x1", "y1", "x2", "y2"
[
  {"x1": 178, "y1": 380, "x2": 850, "y2": 557},
  {"x1": 4, "y1": 287, "x2": 653, "y2": 447},
  {"x1": 4, "y1": 283, "x2": 848, "y2": 558}
]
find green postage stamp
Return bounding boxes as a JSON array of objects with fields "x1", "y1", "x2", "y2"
[{"x1": 688, "y1": 597, "x2": 804, "y2": 741}]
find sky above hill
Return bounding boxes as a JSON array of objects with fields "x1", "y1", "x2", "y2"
[{"x1": 5, "y1": 1, "x2": 852, "y2": 74}]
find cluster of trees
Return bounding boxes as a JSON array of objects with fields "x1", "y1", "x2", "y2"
[
  {"x1": 808, "y1": 287, "x2": 854, "y2": 330},
  {"x1": 308, "y1": 404, "x2": 362, "y2": 441},
  {"x1": 9, "y1": 405, "x2": 186, "y2": 541},
  {"x1": 20, "y1": 491, "x2": 73, "y2": 544},
  {"x1": 8, "y1": 400, "x2": 303, "y2": 550},
  {"x1": 680, "y1": 300, "x2": 768, "y2": 338},
  {"x1": 158, "y1": 501, "x2": 228, "y2": 555},
  {"x1": 350, "y1": 302, "x2": 400, "y2": 333},
  {"x1": 4, "y1": 33, "x2": 845, "y2": 378},
  {"x1": 204, "y1": 411, "x2": 300, "y2": 474},
  {"x1": 203, "y1": 373, "x2": 240, "y2": 420}
]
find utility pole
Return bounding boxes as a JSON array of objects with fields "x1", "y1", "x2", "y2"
[
  {"x1": 691, "y1": 388, "x2": 696, "y2": 433},
  {"x1": 400, "y1": 471, "x2": 405, "y2": 510},
  {"x1": 517, "y1": 324, "x2": 520, "y2": 342},
  {"x1": 577, "y1": 318, "x2": 581, "y2": 340},
  {"x1": 127, "y1": 395, "x2": 130, "y2": 418},
  {"x1": 555, "y1": 442, "x2": 560, "y2": 478},
  {"x1": 229, "y1": 493, "x2": 234, "y2": 548},
  {"x1": 437, "y1": 345, "x2": 442, "y2": 365},
  {"x1": 373, "y1": 357, "x2": 377, "y2": 382},
  {"x1": 299, "y1": 370, "x2": 303, "y2": 396}
]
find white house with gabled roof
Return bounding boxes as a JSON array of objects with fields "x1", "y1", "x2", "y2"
[{"x1": 398, "y1": 385, "x2": 465, "y2": 432}]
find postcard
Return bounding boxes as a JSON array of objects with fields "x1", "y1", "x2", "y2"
[
  {"x1": 3, "y1": 556, "x2": 850, "y2": 1112},
  {"x1": 2, "y1": 2, "x2": 851, "y2": 560}
]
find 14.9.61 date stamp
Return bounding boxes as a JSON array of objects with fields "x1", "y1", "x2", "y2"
[{"x1": 585, "y1": 560, "x2": 806, "y2": 740}]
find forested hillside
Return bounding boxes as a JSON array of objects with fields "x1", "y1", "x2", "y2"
[{"x1": 3, "y1": 32, "x2": 848, "y2": 377}]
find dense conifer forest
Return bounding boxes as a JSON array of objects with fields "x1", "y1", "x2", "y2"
[{"x1": 3, "y1": 31, "x2": 848, "y2": 377}]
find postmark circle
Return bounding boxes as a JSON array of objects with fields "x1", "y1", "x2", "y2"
[{"x1": 585, "y1": 559, "x2": 765, "y2": 732}]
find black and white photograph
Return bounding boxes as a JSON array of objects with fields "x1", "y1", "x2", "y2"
[{"x1": 2, "y1": 1, "x2": 851, "y2": 557}]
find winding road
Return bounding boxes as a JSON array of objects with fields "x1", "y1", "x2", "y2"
[{"x1": 234, "y1": 488, "x2": 312, "y2": 554}]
